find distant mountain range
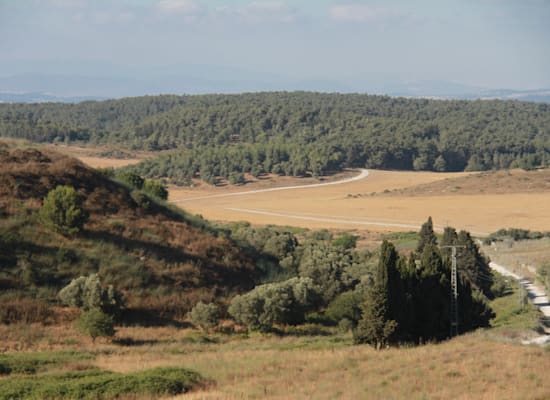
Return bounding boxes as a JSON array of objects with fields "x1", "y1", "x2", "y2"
[{"x1": 1, "y1": 73, "x2": 549, "y2": 103}]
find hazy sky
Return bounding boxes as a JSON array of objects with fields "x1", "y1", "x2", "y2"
[{"x1": 1, "y1": 0, "x2": 549, "y2": 90}]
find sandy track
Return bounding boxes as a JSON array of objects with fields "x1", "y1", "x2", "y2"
[
  {"x1": 489, "y1": 261, "x2": 550, "y2": 344},
  {"x1": 168, "y1": 168, "x2": 550, "y2": 233},
  {"x1": 225, "y1": 207, "x2": 423, "y2": 230},
  {"x1": 173, "y1": 169, "x2": 369, "y2": 203}
]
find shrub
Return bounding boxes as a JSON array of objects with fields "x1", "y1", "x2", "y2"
[
  {"x1": 0, "y1": 367, "x2": 202, "y2": 399},
  {"x1": 332, "y1": 233, "x2": 358, "y2": 250},
  {"x1": 189, "y1": 302, "x2": 219, "y2": 331},
  {"x1": 130, "y1": 190, "x2": 151, "y2": 211},
  {"x1": 325, "y1": 289, "x2": 363, "y2": 325},
  {"x1": 39, "y1": 185, "x2": 88, "y2": 236},
  {"x1": 143, "y1": 179, "x2": 168, "y2": 200},
  {"x1": 228, "y1": 277, "x2": 318, "y2": 332},
  {"x1": 0, "y1": 298, "x2": 52, "y2": 325},
  {"x1": 58, "y1": 274, "x2": 124, "y2": 316},
  {"x1": 76, "y1": 309, "x2": 115, "y2": 342},
  {"x1": 0, "y1": 351, "x2": 94, "y2": 376},
  {"x1": 116, "y1": 171, "x2": 144, "y2": 189},
  {"x1": 490, "y1": 272, "x2": 511, "y2": 298},
  {"x1": 298, "y1": 241, "x2": 359, "y2": 304}
]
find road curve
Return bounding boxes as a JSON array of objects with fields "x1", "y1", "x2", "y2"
[{"x1": 172, "y1": 169, "x2": 369, "y2": 203}]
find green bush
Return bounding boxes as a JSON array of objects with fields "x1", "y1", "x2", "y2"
[
  {"x1": 58, "y1": 274, "x2": 124, "y2": 316},
  {"x1": 332, "y1": 233, "x2": 358, "y2": 250},
  {"x1": 116, "y1": 171, "x2": 144, "y2": 189},
  {"x1": 39, "y1": 185, "x2": 88, "y2": 236},
  {"x1": 130, "y1": 190, "x2": 151, "y2": 210},
  {"x1": 325, "y1": 289, "x2": 363, "y2": 325},
  {"x1": 143, "y1": 179, "x2": 168, "y2": 200},
  {"x1": 228, "y1": 277, "x2": 318, "y2": 332},
  {"x1": 0, "y1": 367, "x2": 202, "y2": 400},
  {"x1": 0, "y1": 351, "x2": 94, "y2": 376},
  {"x1": 189, "y1": 302, "x2": 219, "y2": 331},
  {"x1": 75, "y1": 309, "x2": 115, "y2": 342},
  {"x1": 490, "y1": 272, "x2": 511, "y2": 298}
]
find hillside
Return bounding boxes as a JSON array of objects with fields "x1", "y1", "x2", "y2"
[
  {"x1": 0, "y1": 93, "x2": 549, "y2": 185},
  {"x1": 375, "y1": 168, "x2": 550, "y2": 197},
  {"x1": 0, "y1": 142, "x2": 256, "y2": 322}
]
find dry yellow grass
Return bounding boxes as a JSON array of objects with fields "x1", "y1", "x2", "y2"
[
  {"x1": 3, "y1": 321, "x2": 548, "y2": 400},
  {"x1": 482, "y1": 237, "x2": 550, "y2": 280},
  {"x1": 43, "y1": 144, "x2": 153, "y2": 169},
  {"x1": 90, "y1": 330, "x2": 550, "y2": 400},
  {"x1": 169, "y1": 169, "x2": 550, "y2": 235}
]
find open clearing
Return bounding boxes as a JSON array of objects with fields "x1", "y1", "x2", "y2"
[
  {"x1": 44, "y1": 144, "x2": 154, "y2": 169},
  {"x1": 169, "y1": 169, "x2": 550, "y2": 235},
  {"x1": 1, "y1": 323, "x2": 548, "y2": 400}
]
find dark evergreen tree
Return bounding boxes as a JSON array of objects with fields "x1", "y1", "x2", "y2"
[
  {"x1": 415, "y1": 243, "x2": 449, "y2": 340},
  {"x1": 456, "y1": 230, "x2": 494, "y2": 298},
  {"x1": 416, "y1": 217, "x2": 437, "y2": 254},
  {"x1": 354, "y1": 240, "x2": 399, "y2": 348}
]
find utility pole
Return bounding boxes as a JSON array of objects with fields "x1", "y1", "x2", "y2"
[
  {"x1": 441, "y1": 245, "x2": 465, "y2": 337},
  {"x1": 519, "y1": 281, "x2": 525, "y2": 310}
]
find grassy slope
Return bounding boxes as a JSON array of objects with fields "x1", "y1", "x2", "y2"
[{"x1": 0, "y1": 142, "x2": 256, "y2": 321}]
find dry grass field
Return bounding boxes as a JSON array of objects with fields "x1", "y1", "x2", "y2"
[
  {"x1": 44, "y1": 144, "x2": 153, "y2": 169},
  {"x1": 482, "y1": 237, "x2": 550, "y2": 280},
  {"x1": 1, "y1": 323, "x2": 548, "y2": 400},
  {"x1": 169, "y1": 169, "x2": 550, "y2": 235}
]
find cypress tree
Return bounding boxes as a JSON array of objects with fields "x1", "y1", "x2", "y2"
[
  {"x1": 416, "y1": 217, "x2": 437, "y2": 254},
  {"x1": 354, "y1": 241, "x2": 399, "y2": 348},
  {"x1": 415, "y1": 243, "x2": 449, "y2": 340},
  {"x1": 456, "y1": 230, "x2": 493, "y2": 298}
]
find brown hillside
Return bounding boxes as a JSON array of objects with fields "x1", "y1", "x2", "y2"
[
  {"x1": 0, "y1": 142, "x2": 255, "y2": 319},
  {"x1": 376, "y1": 168, "x2": 550, "y2": 197}
]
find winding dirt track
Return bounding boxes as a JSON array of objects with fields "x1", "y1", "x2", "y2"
[
  {"x1": 168, "y1": 168, "x2": 550, "y2": 233},
  {"x1": 172, "y1": 169, "x2": 370, "y2": 202}
]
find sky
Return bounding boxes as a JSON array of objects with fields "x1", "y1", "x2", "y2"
[{"x1": 1, "y1": 0, "x2": 549, "y2": 93}]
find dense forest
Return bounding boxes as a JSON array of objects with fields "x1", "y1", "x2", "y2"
[{"x1": 1, "y1": 92, "x2": 549, "y2": 183}]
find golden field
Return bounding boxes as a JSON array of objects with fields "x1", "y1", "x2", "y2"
[
  {"x1": 64, "y1": 145, "x2": 550, "y2": 235},
  {"x1": 1, "y1": 322, "x2": 548, "y2": 400},
  {"x1": 168, "y1": 169, "x2": 550, "y2": 235}
]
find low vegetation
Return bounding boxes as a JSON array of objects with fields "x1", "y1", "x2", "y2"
[{"x1": 0, "y1": 367, "x2": 202, "y2": 400}]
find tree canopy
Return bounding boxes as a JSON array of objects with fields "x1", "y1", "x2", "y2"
[{"x1": 1, "y1": 93, "x2": 548, "y2": 183}]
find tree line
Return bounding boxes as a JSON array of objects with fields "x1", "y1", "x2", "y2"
[{"x1": 1, "y1": 92, "x2": 549, "y2": 182}]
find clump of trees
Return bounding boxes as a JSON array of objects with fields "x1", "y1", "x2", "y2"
[
  {"x1": 59, "y1": 274, "x2": 124, "y2": 341},
  {"x1": 116, "y1": 171, "x2": 168, "y2": 200},
  {"x1": 39, "y1": 185, "x2": 88, "y2": 236},
  {"x1": 58, "y1": 274, "x2": 124, "y2": 317},
  {"x1": 228, "y1": 277, "x2": 318, "y2": 332},
  {"x1": 354, "y1": 218, "x2": 495, "y2": 348}
]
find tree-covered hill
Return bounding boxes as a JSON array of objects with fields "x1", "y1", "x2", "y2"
[{"x1": 1, "y1": 92, "x2": 549, "y2": 182}]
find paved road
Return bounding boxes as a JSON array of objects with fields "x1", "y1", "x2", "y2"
[{"x1": 172, "y1": 169, "x2": 369, "y2": 203}]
